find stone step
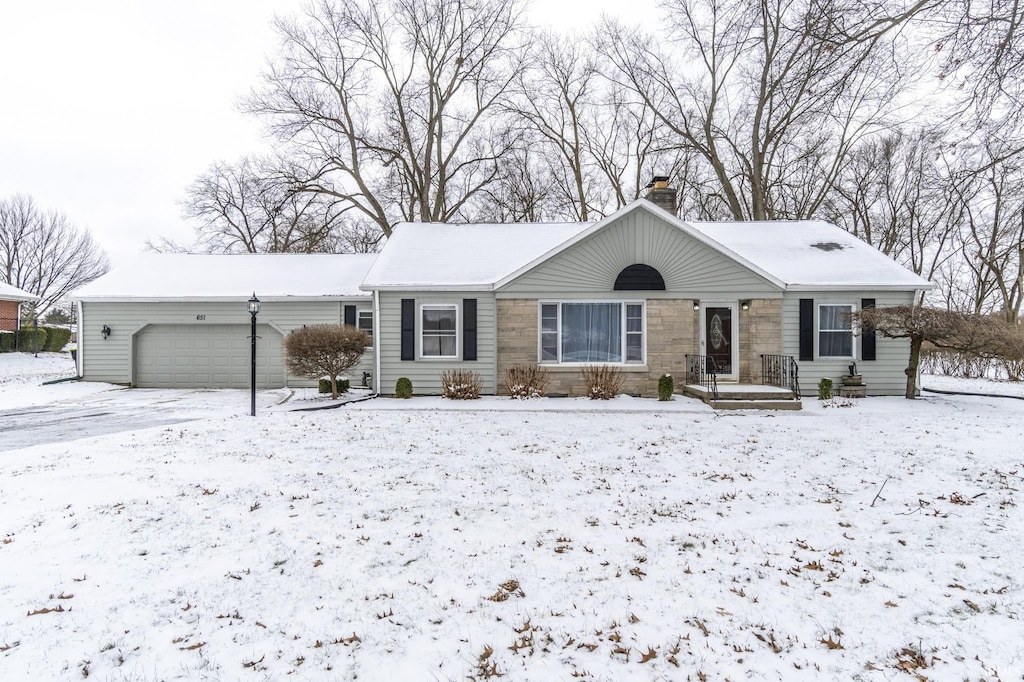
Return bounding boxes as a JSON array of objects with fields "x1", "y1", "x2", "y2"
[{"x1": 708, "y1": 399, "x2": 803, "y2": 411}]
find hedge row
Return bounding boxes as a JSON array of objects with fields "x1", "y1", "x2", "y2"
[{"x1": 0, "y1": 326, "x2": 72, "y2": 353}]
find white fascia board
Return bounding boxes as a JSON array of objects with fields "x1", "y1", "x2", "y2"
[
  {"x1": 360, "y1": 284, "x2": 496, "y2": 292},
  {"x1": 784, "y1": 282, "x2": 937, "y2": 292},
  {"x1": 73, "y1": 295, "x2": 373, "y2": 303}
]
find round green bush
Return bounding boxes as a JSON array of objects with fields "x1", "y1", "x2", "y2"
[
  {"x1": 658, "y1": 373, "x2": 674, "y2": 401},
  {"x1": 818, "y1": 377, "x2": 834, "y2": 401},
  {"x1": 395, "y1": 377, "x2": 413, "y2": 399}
]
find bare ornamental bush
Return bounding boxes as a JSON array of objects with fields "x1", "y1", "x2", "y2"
[
  {"x1": 502, "y1": 364, "x2": 548, "y2": 399},
  {"x1": 440, "y1": 369, "x2": 483, "y2": 400},
  {"x1": 285, "y1": 324, "x2": 370, "y2": 399},
  {"x1": 581, "y1": 364, "x2": 624, "y2": 400}
]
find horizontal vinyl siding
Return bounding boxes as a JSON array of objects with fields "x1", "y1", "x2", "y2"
[
  {"x1": 80, "y1": 299, "x2": 373, "y2": 387},
  {"x1": 377, "y1": 291, "x2": 496, "y2": 395},
  {"x1": 500, "y1": 210, "x2": 778, "y2": 297},
  {"x1": 782, "y1": 291, "x2": 916, "y2": 396}
]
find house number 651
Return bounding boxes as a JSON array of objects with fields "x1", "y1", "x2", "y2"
[{"x1": 196, "y1": 314, "x2": 206, "y2": 320}]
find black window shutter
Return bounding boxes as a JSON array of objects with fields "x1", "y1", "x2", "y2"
[
  {"x1": 463, "y1": 298, "x2": 477, "y2": 361},
  {"x1": 861, "y1": 298, "x2": 876, "y2": 361},
  {"x1": 799, "y1": 298, "x2": 814, "y2": 361},
  {"x1": 344, "y1": 304, "x2": 356, "y2": 327},
  {"x1": 400, "y1": 299, "x2": 415, "y2": 361}
]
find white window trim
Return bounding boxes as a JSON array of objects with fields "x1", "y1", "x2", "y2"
[
  {"x1": 537, "y1": 300, "x2": 646, "y2": 366},
  {"x1": 357, "y1": 309, "x2": 374, "y2": 348},
  {"x1": 420, "y1": 303, "x2": 459, "y2": 359},
  {"x1": 817, "y1": 302, "x2": 857, "y2": 359}
]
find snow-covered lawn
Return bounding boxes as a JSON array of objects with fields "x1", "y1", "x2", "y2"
[{"x1": 1, "y1": 353, "x2": 1023, "y2": 680}]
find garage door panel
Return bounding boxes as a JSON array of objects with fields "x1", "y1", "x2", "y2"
[{"x1": 135, "y1": 324, "x2": 285, "y2": 388}]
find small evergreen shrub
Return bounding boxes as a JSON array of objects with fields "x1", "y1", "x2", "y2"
[
  {"x1": 43, "y1": 326, "x2": 72, "y2": 352},
  {"x1": 818, "y1": 377, "x2": 834, "y2": 401},
  {"x1": 440, "y1": 369, "x2": 482, "y2": 399},
  {"x1": 17, "y1": 326, "x2": 48, "y2": 353},
  {"x1": 395, "y1": 377, "x2": 413, "y2": 398},
  {"x1": 0, "y1": 331, "x2": 14, "y2": 353},
  {"x1": 658, "y1": 373, "x2": 674, "y2": 401},
  {"x1": 502, "y1": 364, "x2": 548, "y2": 399},
  {"x1": 582, "y1": 364, "x2": 625, "y2": 400},
  {"x1": 319, "y1": 378, "x2": 350, "y2": 394}
]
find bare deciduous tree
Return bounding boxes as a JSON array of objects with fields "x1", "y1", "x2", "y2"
[
  {"x1": 825, "y1": 130, "x2": 963, "y2": 292},
  {"x1": 247, "y1": 0, "x2": 528, "y2": 237},
  {"x1": 0, "y1": 194, "x2": 110, "y2": 313},
  {"x1": 605, "y1": 0, "x2": 929, "y2": 221},
  {"x1": 856, "y1": 305, "x2": 1024, "y2": 397},
  {"x1": 176, "y1": 156, "x2": 353, "y2": 254}
]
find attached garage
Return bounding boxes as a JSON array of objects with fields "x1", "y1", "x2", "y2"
[
  {"x1": 71, "y1": 253, "x2": 377, "y2": 389},
  {"x1": 134, "y1": 324, "x2": 285, "y2": 388}
]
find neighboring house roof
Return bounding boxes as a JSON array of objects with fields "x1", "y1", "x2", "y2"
[
  {"x1": 70, "y1": 253, "x2": 377, "y2": 301},
  {"x1": 0, "y1": 281, "x2": 39, "y2": 302},
  {"x1": 361, "y1": 221, "x2": 589, "y2": 290},
  {"x1": 365, "y1": 200, "x2": 933, "y2": 292}
]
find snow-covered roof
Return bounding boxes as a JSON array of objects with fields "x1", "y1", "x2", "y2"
[
  {"x1": 0, "y1": 281, "x2": 39, "y2": 301},
  {"x1": 685, "y1": 219, "x2": 934, "y2": 290},
  {"x1": 361, "y1": 221, "x2": 590, "y2": 290},
  {"x1": 363, "y1": 201, "x2": 932, "y2": 292},
  {"x1": 70, "y1": 253, "x2": 376, "y2": 301}
]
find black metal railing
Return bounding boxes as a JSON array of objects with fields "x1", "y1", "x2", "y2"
[
  {"x1": 761, "y1": 354, "x2": 800, "y2": 399},
  {"x1": 685, "y1": 354, "x2": 719, "y2": 400}
]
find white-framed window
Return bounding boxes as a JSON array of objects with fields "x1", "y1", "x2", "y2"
[
  {"x1": 818, "y1": 303, "x2": 855, "y2": 358},
  {"x1": 539, "y1": 301, "x2": 645, "y2": 364},
  {"x1": 358, "y1": 310, "x2": 374, "y2": 343},
  {"x1": 421, "y1": 304, "x2": 458, "y2": 358}
]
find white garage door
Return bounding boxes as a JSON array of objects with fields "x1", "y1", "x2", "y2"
[{"x1": 135, "y1": 324, "x2": 285, "y2": 388}]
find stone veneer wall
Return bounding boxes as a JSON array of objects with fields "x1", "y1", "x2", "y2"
[
  {"x1": 737, "y1": 299, "x2": 782, "y2": 382},
  {"x1": 496, "y1": 299, "x2": 699, "y2": 398}
]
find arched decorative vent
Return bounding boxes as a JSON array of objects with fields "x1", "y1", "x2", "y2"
[{"x1": 614, "y1": 264, "x2": 666, "y2": 291}]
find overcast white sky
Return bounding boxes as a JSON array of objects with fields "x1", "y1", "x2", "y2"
[{"x1": 0, "y1": 0, "x2": 649, "y2": 269}]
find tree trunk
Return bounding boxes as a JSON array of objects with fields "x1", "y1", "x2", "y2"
[{"x1": 904, "y1": 332, "x2": 923, "y2": 399}]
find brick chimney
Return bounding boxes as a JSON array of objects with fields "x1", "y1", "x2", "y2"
[{"x1": 644, "y1": 175, "x2": 678, "y2": 215}]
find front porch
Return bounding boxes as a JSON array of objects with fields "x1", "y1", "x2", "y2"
[{"x1": 683, "y1": 353, "x2": 802, "y2": 410}]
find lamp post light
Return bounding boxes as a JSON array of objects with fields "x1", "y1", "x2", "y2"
[{"x1": 247, "y1": 292, "x2": 261, "y2": 416}]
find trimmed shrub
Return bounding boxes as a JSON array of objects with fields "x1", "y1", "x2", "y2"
[
  {"x1": 43, "y1": 326, "x2": 72, "y2": 352},
  {"x1": 658, "y1": 373, "x2": 674, "y2": 401},
  {"x1": 0, "y1": 331, "x2": 14, "y2": 353},
  {"x1": 818, "y1": 377, "x2": 834, "y2": 401},
  {"x1": 582, "y1": 364, "x2": 624, "y2": 400},
  {"x1": 284, "y1": 324, "x2": 369, "y2": 399},
  {"x1": 318, "y1": 378, "x2": 350, "y2": 394},
  {"x1": 395, "y1": 377, "x2": 413, "y2": 398},
  {"x1": 440, "y1": 369, "x2": 482, "y2": 399},
  {"x1": 17, "y1": 326, "x2": 48, "y2": 353},
  {"x1": 502, "y1": 364, "x2": 548, "y2": 399}
]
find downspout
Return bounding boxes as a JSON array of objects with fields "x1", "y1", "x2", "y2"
[
  {"x1": 76, "y1": 300, "x2": 84, "y2": 378},
  {"x1": 373, "y1": 289, "x2": 382, "y2": 395}
]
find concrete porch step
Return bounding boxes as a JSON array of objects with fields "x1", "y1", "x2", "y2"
[
  {"x1": 708, "y1": 398, "x2": 803, "y2": 411},
  {"x1": 682, "y1": 383, "x2": 802, "y2": 410}
]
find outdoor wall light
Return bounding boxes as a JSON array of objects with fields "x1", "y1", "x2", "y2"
[
  {"x1": 692, "y1": 299, "x2": 700, "y2": 311},
  {"x1": 101, "y1": 325, "x2": 111, "y2": 339},
  {"x1": 741, "y1": 300, "x2": 751, "y2": 311}
]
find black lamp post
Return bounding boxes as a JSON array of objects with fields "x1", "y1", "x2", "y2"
[{"x1": 248, "y1": 292, "x2": 261, "y2": 416}]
